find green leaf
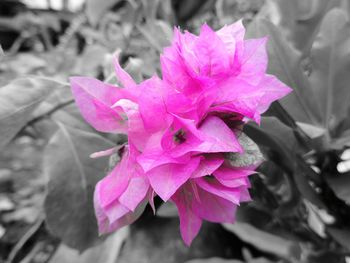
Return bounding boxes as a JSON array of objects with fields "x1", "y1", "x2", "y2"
[
  {"x1": 86, "y1": 0, "x2": 121, "y2": 26},
  {"x1": 32, "y1": 84, "x2": 91, "y2": 132},
  {"x1": 44, "y1": 123, "x2": 115, "y2": 251},
  {"x1": 309, "y1": 8, "x2": 350, "y2": 128},
  {"x1": 296, "y1": 122, "x2": 326, "y2": 139},
  {"x1": 49, "y1": 228, "x2": 128, "y2": 263},
  {"x1": 326, "y1": 172, "x2": 350, "y2": 203},
  {"x1": 246, "y1": 19, "x2": 321, "y2": 125},
  {"x1": 137, "y1": 20, "x2": 172, "y2": 52},
  {"x1": 327, "y1": 227, "x2": 350, "y2": 251},
  {"x1": 223, "y1": 222, "x2": 301, "y2": 260},
  {"x1": 0, "y1": 77, "x2": 64, "y2": 149},
  {"x1": 269, "y1": 0, "x2": 332, "y2": 53},
  {"x1": 225, "y1": 132, "x2": 264, "y2": 168},
  {"x1": 245, "y1": 117, "x2": 326, "y2": 208},
  {"x1": 244, "y1": 117, "x2": 298, "y2": 167}
]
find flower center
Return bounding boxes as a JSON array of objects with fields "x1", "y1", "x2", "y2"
[{"x1": 173, "y1": 129, "x2": 186, "y2": 144}]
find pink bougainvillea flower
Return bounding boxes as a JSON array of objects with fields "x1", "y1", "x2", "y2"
[
  {"x1": 94, "y1": 144, "x2": 151, "y2": 234},
  {"x1": 161, "y1": 20, "x2": 292, "y2": 123},
  {"x1": 70, "y1": 76, "x2": 131, "y2": 133},
  {"x1": 135, "y1": 114, "x2": 244, "y2": 201},
  {"x1": 171, "y1": 162, "x2": 254, "y2": 245},
  {"x1": 69, "y1": 53, "x2": 145, "y2": 133},
  {"x1": 70, "y1": 20, "x2": 292, "y2": 246}
]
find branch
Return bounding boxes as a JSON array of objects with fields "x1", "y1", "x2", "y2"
[{"x1": 27, "y1": 98, "x2": 75, "y2": 127}]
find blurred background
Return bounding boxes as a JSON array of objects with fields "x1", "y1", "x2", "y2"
[{"x1": 1, "y1": 0, "x2": 350, "y2": 263}]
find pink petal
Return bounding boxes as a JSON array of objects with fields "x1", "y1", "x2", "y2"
[
  {"x1": 191, "y1": 155, "x2": 224, "y2": 178},
  {"x1": 148, "y1": 189, "x2": 156, "y2": 214},
  {"x1": 70, "y1": 77, "x2": 129, "y2": 133},
  {"x1": 103, "y1": 200, "x2": 130, "y2": 224},
  {"x1": 118, "y1": 176, "x2": 150, "y2": 211},
  {"x1": 195, "y1": 177, "x2": 241, "y2": 205},
  {"x1": 137, "y1": 76, "x2": 172, "y2": 132},
  {"x1": 178, "y1": 30, "x2": 200, "y2": 77},
  {"x1": 192, "y1": 186, "x2": 237, "y2": 223},
  {"x1": 94, "y1": 182, "x2": 128, "y2": 234},
  {"x1": 94, "y1": 180, "x2": 148, "y2": 234},
  {"x1": 137, "y1": 149, "x2": 191, "y2": 173},
  {"x1": 96, "y1": 156, "x2": 130, "y2": 209},
  {"x1": 210, "y1": 78, "x2": 265, "y2": 122},
  {"x1": 255, "y1": 75, "x2": 292, "y2": 116},
  {"x1": 239, "y1": 187, "x2": 252, "y2": 202},
  {"x1": 194, "y1": 24, "x2": 230, "y2": 76},
  {"x1": 165, "y1": 91, "x2": 195, "y2": 117},
  {"x1": 172, "y1": 185, "x2": 202, "y2": 246},
  {"x1": 96, "y1": 145, "x2": 142, "y2": 209},
  {"x1": 216, "y1": 20, "x2": 245, "y2": 66},
  {"x1": 160, "y1": 54, "x2": 196, "y2": 94},
  {"x1": 237, "y1": 38, "x2": 268, "y2": 85},
  {"x1": 162, "y1": 115, "x2": 242, "y2": 158},
  {"x1": 196, "y1": 116, "x2": 243, "y2": 153},
  {"x1": 146, "y1": 157, "x2": 201, "y2": 201},
  {"x1": 112, "y1": 99, "x2": 149, "y2": 151},
  {"x1": 107, "y1": 201, "x2": 147, "y2": 232},
  {"x1": 213, "y1": 167, "x2": 255, "y2": 188},
  {"x1": 161, "y1": 117, "x2": 204, "y2": 158},
  {"x1": 113, "y1": 54, "x2": 136, "y2": 89}
]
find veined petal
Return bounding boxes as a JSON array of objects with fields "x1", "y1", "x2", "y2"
[
  {"x1": 113, "y1": 54, "x2": 136, "y2": 89},
  {"x1": 172, "y1": 185, "x2": 202, "y2": 246},
  {"x1": 137, "y1": 150, "x2": 190, "y2": 173},
  {"x1": 146, "y1": 157, "x2": 201, "y2": 201},
  {"x1": 196, "y1": 116, "x2": 243, "y2": 153},
  {"x1": 239, "y1": 187, "x2": 252, "y2": 202},
  {"x1": 195, "y1": 177, "x2": 241, "y2": 205},
  {"x1": 137, "y1": 76, "x2": 172, "y2": 132},
  {"x1": 107, "y1": 201, "x2": 147, "y2": 233},
  {"x1": 192, "y1": 186, "x2": 237, "y2": 223},
  {"x1": 237, "y1": 37, "x2": 268, "y2": 85},
  {"x1": 95, "y1": 155, "x2": 130, "y2": 209},
  {"x1": 70, "y1": 77, "x2": 129, "y2": 133},
  {"x1": 94, "y1": 182, "x2": 128, "y2": 234},
  {"x1": 103, "y1": 200, "x2": 130, "y2": 224},
  {"x1": 112, "y1": 99, "x2": 149, "y2": 151},
  {"x1": 191, "y1": 155, "x2": 224, "y2": 178},
  {"x1": 95, "y1": 144, "x2": 143, "y2": 209},
  {"x1": 161, "y1": 54, "x2": 196, "y2": 94},
  {"x1": 255, "y1": 75, "x2": 293, "y2": 116},
  {"x1": 194, "y1": 24, "x2": 230, "y2": 76},
  {"x1": 217, "y1": 19, "x2": 245, "y2": 66},
  {"x1": 211, "y1": 78, "x2": 266, "y2": 122},
  {"x1": 213, "y1": 167, "x2": 255, "y2": 188},
  {"x1": 118, "y1": 176, "x2": 150, "y2": 211},
  {"x1": 96, "y1": 197, "x2": 147, "y2": 234}
]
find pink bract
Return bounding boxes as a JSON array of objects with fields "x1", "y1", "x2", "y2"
[
  {"x1": 70, "y1": 20, "x2": 292, "y2": 246},
  {"x1": 161, "y1": 21, "x2": 292, "y2": 123}
]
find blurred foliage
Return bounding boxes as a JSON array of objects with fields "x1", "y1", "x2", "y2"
[{"x1": 1, "y1": 0, "x2": 350, "y2": 263}]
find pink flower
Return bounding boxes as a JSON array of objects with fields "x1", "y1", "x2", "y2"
[
  {"x1": 69, "y1": 21, "x2": 292, "y2": 246},
  {"x1": 161, "y1": 21, "x2": 292, "y2": 123},
  {"x1": 94, "y1": 144, "x2": 151, "y2": 234}
]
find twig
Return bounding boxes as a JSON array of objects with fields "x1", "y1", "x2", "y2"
[
  {"x1": 19, "y1": 241, "x2": 45, "y2": 263},
  {"x1": 27, "y1": 98, "x2": 75, "y2": 127},
  {"x1": 272, "y1": 102, "x2": 314, "y2": 152},
  {"x1": 6, "y1": 216, "x2": 44, "y2": 263}
]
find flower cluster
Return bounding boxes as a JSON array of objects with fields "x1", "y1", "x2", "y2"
[{"x1": 70, "y1": 21, "x2": 291, "y2": 245}]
